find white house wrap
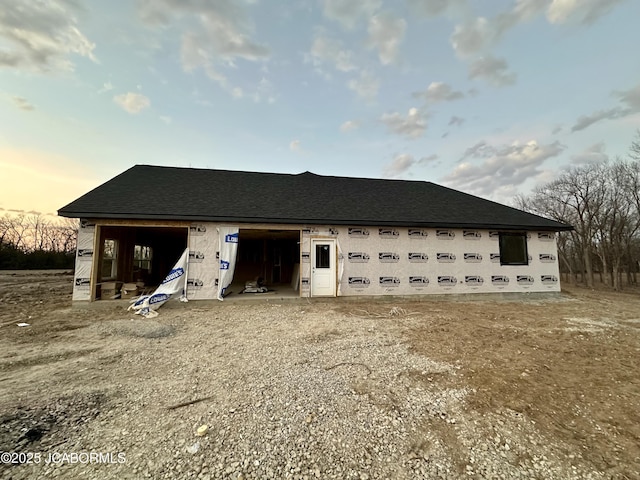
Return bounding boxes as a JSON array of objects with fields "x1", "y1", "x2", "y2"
[
  {"x1": 128, "y1": 248, "x2": 189, "y2": 317},
  {"x1": 72, "y1": 220, "x2": 94, "y2": 301},
  {"x1": 217, "y1": 226, "x2": 239, "y2": 300}
]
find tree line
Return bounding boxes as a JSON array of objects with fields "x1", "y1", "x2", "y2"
[
  {"x1": 0, "y1": 213, "x2": 77, "y2": 269},
  {"x1": 517, "y1": 133, "x2": 640, "y2": 290}
]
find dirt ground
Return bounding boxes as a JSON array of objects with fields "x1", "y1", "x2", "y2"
[{"x1": 0, "y1": 271, "x2": 639, "y2": 479}]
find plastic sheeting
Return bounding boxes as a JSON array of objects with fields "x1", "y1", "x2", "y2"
[
  {"x1": 337, "y1": 238, "x2": 345, "y2": 296},
  {"x1": 217, "y1": 226, "x2": 239, "y2": 300},
  {"x1": 186, "y1": 223, "x2": 218, "y2": 300},
  {"x1": 128, "y1": 248, "x2": 189, "y2": 317},
  {"x1": 72, "y1": 220, "x2": 94, "y2": 301}
]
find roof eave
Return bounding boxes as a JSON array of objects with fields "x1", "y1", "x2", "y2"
[{"x1": 58, "y1": 211, "x2": 573, "y2": 231}]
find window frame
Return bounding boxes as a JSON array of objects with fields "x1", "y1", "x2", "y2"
[
  {"x1": 133, "y1": 244, "x2": 152, "y2": 274},
  {"x1": 101, "y1": 239, "x2": 118, "y2": 280},
  {"x1": 498, "y1": 232, "x2": 529, "y2": 266}
]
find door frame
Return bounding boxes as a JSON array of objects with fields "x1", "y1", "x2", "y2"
[{"x1": 311, "y1": 238, "x2": 337, "y2": 297}]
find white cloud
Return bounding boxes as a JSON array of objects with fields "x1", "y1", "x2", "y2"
[
  {"x1": 383, "y1": 153, "x2": 439, "y2": 177},
  {"x1": 617, "y1": 82, "x2": 640, "y2": 111},
  {"x1": 461, "y1": 141, "x2": 494, "y2": 160},
  {"x1": 159, "y1": 115, "x2": 172, "y2": 124},
  {"x1": 383, "y1": 153, "x2": 416, "y2": 177},
  {"x1": 381, "y1": 108, "x2": 427, "y2": 139},
  {"x1": 347, "y1": 71, "x2": 380, "y2": 100},
  {"x1": 570, "y1": 142, "x2": 609, "y2": 165},
  {"x1": 138, "y1": 0, "x2": 269, "y2": 89},
  {"x1": 309, "y1": 32, "x2": 356, "y2": 72},
  {"x1": 113, "y1": 92, "x2": 151, "y2": 114},
  {"x1": 450, "y1": 0, "x2": 623, "y2": 60},
  {"x1": 414, "y1": 82, "x2": 465, "y2": 103},
  {"x1": 367, "y1": 12, "x2": 406, "y2": 65},
  {"x1": 571, "y1": 82, "x2": 640, "y2": 132},
  {"x1": 98, "y1": 82, "x2": 114, "y2": 94},
  {"x1": 443, "y1": 139, "x2": 566, "y2": 197},
  {"x1": 139, "y1": 0, "x2": 269, "y2": 60},
  {"x1": 450, "y1": 17, "x2": 495, "y2": 57},
  {"x1": 11, "y1": 96, "x2": 34, "y2": 111},
  {"x1": 322, "y1": 0, "x2": 382, "y2": 29},
  {"x1": 180, "y1": 31, "x2": 228, "y2": 87},
  {"x1": 340, "y1": 120, "x2": 359, "y2": 132},
  {"x1": 0, "y1": 0, "x2": 96, "y2": 72},
  {"x1": 252, "y1": 76, "x2": 276, "y2": 104},
  {"x1": 408, "y1": 0, "x2": 468, "y2": 17},
  {"x1": 420, "y1": 154, "x2": 439, "y2": 164},
  {"x1": 547, "y1": 0, "x2": 580, "y2": 23},
  {"x1": 547, "y1": 0, "x2": 626, "y2": 24},
  {"x1": 290, "y1": 140, "x2": 302, "y2": 152},
  {"x1": 571, "y1": 107, "x2": 623, "y2": 132},
  {"x1": 451, "y1": 0, "x2": 547, "y2": 57},
  {"x1": 179, "y1": 27, "x2": 275, "y2": 102},
  {"x1": 468, "y1": 55, "x2": 516, "y2": 87},
  {"x1": 495, "y1": 0, "x2": 548, "y2": 32}
]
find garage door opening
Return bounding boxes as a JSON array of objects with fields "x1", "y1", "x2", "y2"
[
  {"x1": 232, "y1": 229, "x2": 300, "y2": 297},
  {"x1": 96, "y1": 225, "x2": 188, "y2": 300}
]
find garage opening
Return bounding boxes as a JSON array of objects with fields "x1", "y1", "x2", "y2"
[
  {"x1": 232, "y1": 229, "x2": 300, "y2": 296},
  {"x1": 96, "y1": 225, "x2": 188, "y2": 300}
]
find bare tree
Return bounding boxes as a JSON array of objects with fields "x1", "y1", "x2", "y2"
[
  {"x1": 630, "y1": 129, "x2": 640, "y2": 160},
  {"x1": 0, "y1": 212, "x2": 78, "y2": 254},
  {"x1": 52, "y1": 218, "x2": 79, "y2": 253},
  {"x1": 518, "y1": 143, "x2": 640, "y2": 289},
  {"x1": 619, "y1": 160, "x2": 640, "y2": 285},
  {"x1": 0, "y1": 215, "x2": 11, "y2": 245},
  {"x1": 592, "y1": 161, "x2": 640, "y2": 289},
  {"x1": 1, "y1": 213, "x2": 29, "y2": 250},
  {"x1": 530, "y1": 164, "x2": 607, "y2": 287}
]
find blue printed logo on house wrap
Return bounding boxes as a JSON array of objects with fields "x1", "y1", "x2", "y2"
[
  {"x1": 132, "y1": 295, "x2": 149, "y2": 307},
  {"x1": 149, "y1": 293, "x2": 170, "y2": 305},
  {"x1": 161, "y1": 267, "x2": 185, "y2": 284},
  {"x1": 220, "y1": 260, "x2": 230, "y2": 270},
  {"x1": 225, "y1": 233, "x2": 239, "y2": 243}
]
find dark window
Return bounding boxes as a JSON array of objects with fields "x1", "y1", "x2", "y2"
[
  {"x1": 315, "y1": 244, "x2": 330, "y2": 268},
  {"x1": 499, "y1": 233, "x2": 528, "y2": 265}
]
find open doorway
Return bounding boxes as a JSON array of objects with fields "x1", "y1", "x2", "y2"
[
  {"x1": 233, "y1": 229, "x2": 300, "y2": 296},
  {"x1": 96, "y1": 225, "x2": 188, "y2": 300}
]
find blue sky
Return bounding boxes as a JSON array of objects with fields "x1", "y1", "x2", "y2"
[{"x1": 1, "y1": 0, "x2": 639, "y2": 217}]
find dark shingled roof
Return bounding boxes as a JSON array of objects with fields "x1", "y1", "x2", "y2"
[{"x1": 58, "y1": 165, "x2": 572, "y2": 231}]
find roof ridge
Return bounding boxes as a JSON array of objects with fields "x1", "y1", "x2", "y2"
[{"x1": 132, "y1": 164, "x2": 439, "y2": 184}]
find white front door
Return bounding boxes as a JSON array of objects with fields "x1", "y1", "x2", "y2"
[{"x1": 311, "y1": 239, "x2": 336, "y2": 297}]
